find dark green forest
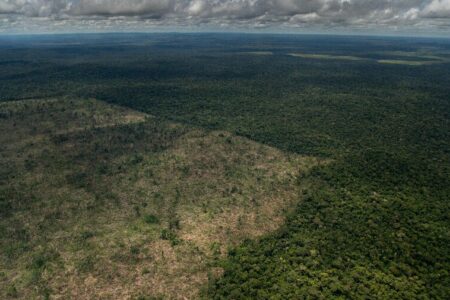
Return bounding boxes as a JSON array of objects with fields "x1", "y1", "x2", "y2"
[{"x1": 1, "y1": 33, "x2": 449, "y2": 299}]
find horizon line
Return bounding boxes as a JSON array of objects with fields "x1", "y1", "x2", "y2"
[{"x1": 1, "y1": 30, "x2": 450, "y2": 40}]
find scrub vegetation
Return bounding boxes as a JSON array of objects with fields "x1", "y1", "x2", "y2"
[
  {"x1": 0, "y1": 33, "x2": 449, "y2": 299},
  {"x1": 0, "y1": 98, "x2": 318, "y2": 299}
]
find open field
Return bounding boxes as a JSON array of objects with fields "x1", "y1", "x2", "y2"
[
  {"x1": 380, "y1": 50, "x2": 446, "y2": 60},
  {"x1": 288, "y1": 53, "x2": 365, "y2": 61},
  {"x1": 377, "y1": 59, "x2": 443, "y2": 66},
  {"x1": 289, "y1": 51, "x2": 449, "y2": 65},
  {"x1": 240, "y1": 51, "x2": 273, "y2": 56}
]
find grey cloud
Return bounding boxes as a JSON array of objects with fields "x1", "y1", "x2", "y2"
[
  {"x1": 69, "y1": 0, "x2": 175, "y2": 17},
  {"x1": 422, "y1": 0, "x2": 450, "y2": 18},
  {"x1": 0, "y1": 0, "x2": 70, "y2": 17},
  {"x1": 0, "y1": 0, "x2": 449, "y2": 33},
  {"x1": 0, "y1": 1, "x2": 16, "y2": 14}
]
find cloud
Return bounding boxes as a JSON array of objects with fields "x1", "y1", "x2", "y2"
[
  {"x1": 69, "y1": 0, "x2": 174, "y2": 17},
  {"x1": 0, "y1": 1, "x2": 16, "y2": 14},
  {"x1": 0, "y1": 0, "x2": 449, "y2": 33},
  {"x1": 422, "y1": 0, "x2": 450, "y2": 18}
]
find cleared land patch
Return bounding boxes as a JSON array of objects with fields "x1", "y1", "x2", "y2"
[
  {"x1": 289, "y1": 51, "x2": 449, "y2": 66},
  {"x1": 288, "y1": 53, "x2": 365, "y2": 61},
  {"x1": 377, "y1": 59, "x2": 444, "y2": 66},
  {"x1": 240, "y1": 51, "x2": 273, "y2": 56},
  {"x1": 380, "y1": 50, "x2": 448, "y2": 61},
  {"x1": 0, "y1": 98, "x2": 320, "y2": 299}
]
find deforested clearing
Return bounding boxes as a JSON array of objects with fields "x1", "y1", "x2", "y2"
[{"x1": 0, "y1": 98, "x2": 320, "y2": 299}]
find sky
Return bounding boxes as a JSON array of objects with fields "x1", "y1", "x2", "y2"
[{"x1": 0, "y1": 0, "x2": 450, "y2": 36}]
